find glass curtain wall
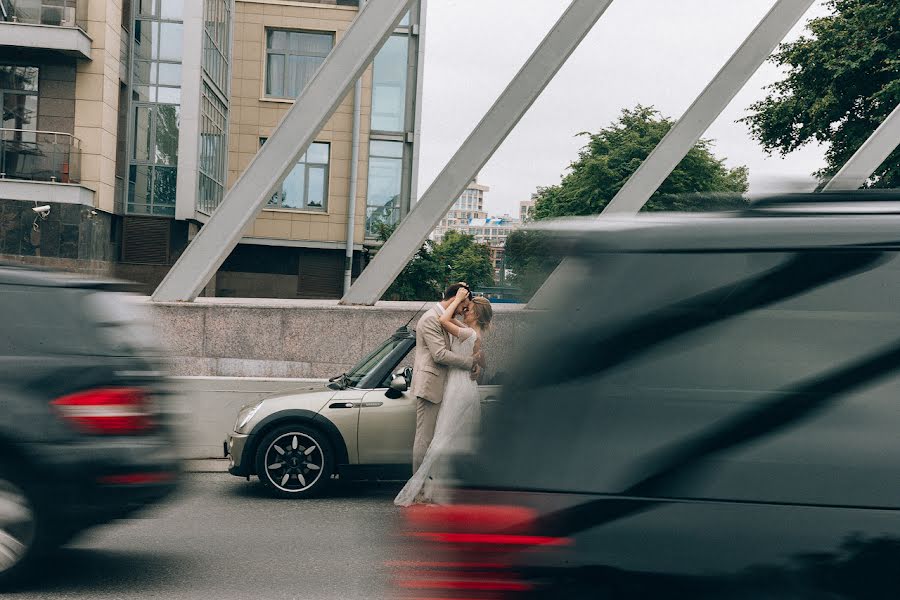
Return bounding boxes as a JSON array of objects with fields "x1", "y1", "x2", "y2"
[
  {"x1": 197, "y1": 0, "x2": 231, "y2": 215},
  {"x1": 127, "y1": 0, "x2": 184, "y2": 216},
  {"x1": 365, "y1": 5, "x2": 417, "y2": 238}
]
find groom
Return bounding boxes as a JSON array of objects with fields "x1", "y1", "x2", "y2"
[{"x1": 410, "y1": 283, "x2": 479, "y2": 472}]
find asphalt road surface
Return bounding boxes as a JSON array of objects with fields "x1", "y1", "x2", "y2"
[{"x1": 8, "y1": 473, "x2": 407, "y2": 600}]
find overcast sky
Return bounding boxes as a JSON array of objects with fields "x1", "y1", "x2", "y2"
[{"x1": 416, "y1": 0, "x2": 832, "y2": 217}]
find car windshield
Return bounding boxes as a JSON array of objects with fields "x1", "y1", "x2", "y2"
[{"x1": 344, "y1": 336, "x2": 409, "y2": 388}]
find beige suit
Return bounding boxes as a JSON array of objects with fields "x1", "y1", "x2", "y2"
[{"x1": 411, "y1": 305, "x2": 474, "y2": 472}]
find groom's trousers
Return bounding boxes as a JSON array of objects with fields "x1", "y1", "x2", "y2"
[{"x1": 413, "y1": 397, "x2": 440, "y2": 472}]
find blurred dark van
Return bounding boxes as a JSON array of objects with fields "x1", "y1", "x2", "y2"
[{"x1": 397, "y1": 191, "x2": 900, "y2": 599}]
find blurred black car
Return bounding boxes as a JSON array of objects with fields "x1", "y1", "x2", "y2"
[
  {"x1": 0, "y1": 265, "x2": 179, "y2": 586},
  {"x1": 396, "y1": 191, "x2": 900, "y2": 599}
]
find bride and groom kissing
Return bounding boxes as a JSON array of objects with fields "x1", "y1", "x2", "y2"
[{"x1": 394, "y1": 283, "x2": 494, "y2": 507}]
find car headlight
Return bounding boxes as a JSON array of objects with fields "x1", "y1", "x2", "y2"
[{"x1": 235, "y1": 401, "x2": 264, "y2": 433}]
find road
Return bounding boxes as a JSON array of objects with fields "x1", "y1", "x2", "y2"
[{"x1": 9, "y1": 473, "x2": 407, "y2": 600}]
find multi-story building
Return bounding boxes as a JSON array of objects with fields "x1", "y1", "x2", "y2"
[
  {"x1": 519, "y1": 196, "x2": 535, "y2": 222},
  {"x1": 461, "y1": 214, "x2": 519, "y2": 276},
  {"x1": 0, "y1": 0, "x2": 425, "y2": 299},
  {"x1": 431, "y1": 179, "x2": 488, "y2": 244}
]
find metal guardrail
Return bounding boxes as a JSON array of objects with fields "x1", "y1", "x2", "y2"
[
  {"x1": 0, "y1": 0, "x2": 86, "y2": 30},
  {"x1": 0, "y1": 128, "x2": 82, "y2": 184}
]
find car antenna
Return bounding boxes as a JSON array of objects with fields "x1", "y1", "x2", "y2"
[{"x1": 401, "y1": 301, "x2": 431, "y2": 331}]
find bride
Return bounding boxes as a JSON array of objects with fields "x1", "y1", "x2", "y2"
[{"x1": 394, "y1": 287, "x2": 493, "y2": 507}]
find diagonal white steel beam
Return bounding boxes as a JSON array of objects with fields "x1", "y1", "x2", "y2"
[
  {"x1": 152, "y1": 0, "x2": 414, "y2": 302},
  {"x1": 823, "y1": 102, "x2": 900, "y2": 191},
  {"x1": 340, "y1": 0, "x2": 616, "y2": 305},
  {"x1": 528, "y1": 0, "x2": 816, "y2": 310}
]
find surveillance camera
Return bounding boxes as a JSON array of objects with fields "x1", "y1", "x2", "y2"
[
  {"x1": 90, "y1": 210, "x2": 98, "y2": 216},
  {"x1": 32, "y1": 205, "x2": 51, "y2": 216}
]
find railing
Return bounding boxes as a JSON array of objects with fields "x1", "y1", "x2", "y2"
[
  {"x1": 0, "y1": 128, "x2": 81, "y2": 184},
  {"x1": 0, "y1": 0, "x2": 86, "y2": 31}
]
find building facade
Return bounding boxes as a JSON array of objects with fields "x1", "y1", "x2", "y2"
[
  {"x1": 519, "y1": 196, "x2": 535, "y2": 222},
  {"x1": 0, "y1": 0, "x2": 425, "y2": 298},
  {"x1": 431, "y1": 179, "x2": 488, "y2": 244}
]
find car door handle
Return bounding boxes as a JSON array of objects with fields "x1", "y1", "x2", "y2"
[{"x1": 361, "y1": 401, "x2": 384, "y2": 408}]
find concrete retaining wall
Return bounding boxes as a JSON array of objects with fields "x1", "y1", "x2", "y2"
[{"x1": 148, "y1": 298, "x2": 530, "y2": 381}]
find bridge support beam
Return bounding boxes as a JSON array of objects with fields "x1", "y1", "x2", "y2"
[
  {"x1": 528, "y1": 0, "x2": 816, "y2": 309},
  {"x1": 151, "y1": 0, "x2": 413, "y2": 302},
  {"x1": 340, "y1": 0, "x2": 616, "y2": 306},
  {"x1": 823, "y1": 102, "x2": 900, "y2": 191}
]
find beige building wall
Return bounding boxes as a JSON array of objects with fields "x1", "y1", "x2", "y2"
[
  {"x1": 74, "y1": 0, "x2": 124, "y2": 214},
  {"x1": 229, "y1": 0, "x2": 371, "y2": 247}
]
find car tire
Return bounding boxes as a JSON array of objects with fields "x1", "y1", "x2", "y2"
[
  {"x1": 255, "y1": 424, "x2": 334, "y2": 499},
  {"x1": 0, "y1": 466, "x2": 44, "y2": 589}
]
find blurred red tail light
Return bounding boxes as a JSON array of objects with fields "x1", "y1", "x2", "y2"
[
  {"x1": 393, "y1": 504, "x2": 570, "y2": 599},
  {"x1": 51, "y1": 387, "x2": 155, "y2": 435}
]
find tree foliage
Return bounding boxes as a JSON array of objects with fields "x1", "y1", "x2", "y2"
[
  {"x1": 742, "y1": 0, "x2": 900, "y2": 187},
  {"x1": 508, "y1": 106, "x2": 749, "y2": 299},
  {"x1": 377, "y1": 225, "x2": 495, "y2": 301},
  {"x1": 532, "y1": 106, "x2": 749, "y2": 220}
]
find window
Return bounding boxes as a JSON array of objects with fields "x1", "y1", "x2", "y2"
[
  {"x1": 371, "y1": 35, "x2": 409, "y2": 131},
  {"x1": 128, "y1": 103, "x2": 182, "y2": 215},
  {"x1": 366, "y1": 140, "x2": 403, "y2": 236},
  {"x1": 0, "y1": 66, "x2": 39, "y2": 140},
  {"x1": 265, "y1": 30, "x2": 334, "y2": 99},
  {"x1": 203, "y1": 0, "x2": 231, "y2": 95},
  {"x1": 198, "y1": 84, "x2": 228, "y2": 215},
  {"x1": 128, "y1": 0, "x2": 183, "y2": 215},
  {"x1": 261, "y1": 138, "x2": 330, "y2": 211}
]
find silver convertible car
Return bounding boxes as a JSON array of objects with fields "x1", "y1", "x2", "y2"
[{"x1": 224, "y1": 326, "x2": 501, "y2": 498}]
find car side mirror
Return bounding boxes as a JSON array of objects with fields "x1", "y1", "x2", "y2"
[
  {"x1": 385, "y1": 371, "x2": 409, "y2": 399},
  {"x1": 389, "y1": 374, "x2": 408, "y2": 392}
]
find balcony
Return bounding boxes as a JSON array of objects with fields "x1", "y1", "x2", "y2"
[
  {"x1": 0, "y1": 0, "x2": 92, "y2": 59},
  {"x1": 1, "y1": 128, "x2": 81, "y2": 183},
  {"x1": 0, "y1": 128, "x2": 92, "y2": 206}
]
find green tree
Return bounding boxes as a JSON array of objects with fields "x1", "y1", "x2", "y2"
[
  {"x1": 533, "y1": 106, "x2": 749, "y2": 220},
  {"x1": 432, "y1": 230, "x2": 495, "y2": 290},
  {"x1": 742, "y1": 0, "x2": 900, "y2": 187},
  {"x1": 377, "y1": 226, "x2": 494, "y2": 301}
]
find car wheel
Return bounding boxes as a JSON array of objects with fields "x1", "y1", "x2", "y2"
[
  {"x1": 255, "y1": 424, "x2": 334, "y2": 499},
  {"x1": 0, "y1": 470, "x2": 39, "y2": 588}
]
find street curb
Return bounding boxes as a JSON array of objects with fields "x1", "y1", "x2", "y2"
[{"x1": 184, "y1": 459, "x2": 230, "y2": 473}]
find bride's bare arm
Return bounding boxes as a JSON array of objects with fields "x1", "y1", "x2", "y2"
[
  {"x1": 439, "y1": 287, "x2": 470, "y2": 339},
  {"x1": 471, "y1": 338, "x2": 485, "y2": 382}
]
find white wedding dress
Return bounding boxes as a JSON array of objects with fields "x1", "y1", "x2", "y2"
[{"x1": 394, "y1": 328, "x2": 481, "y2": 507}]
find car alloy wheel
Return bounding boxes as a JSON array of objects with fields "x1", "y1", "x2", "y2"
[
  {"x1": 263, "y1": 432, "x2": 325, "y2": 493},
  {"x1": 0, "y1": 478, "x2": 35, "y2": 577}
]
